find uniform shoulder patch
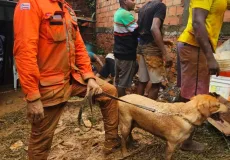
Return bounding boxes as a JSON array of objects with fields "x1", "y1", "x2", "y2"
[{"x1": 20, "y1": 3, "x2": 31, "y2": 10}]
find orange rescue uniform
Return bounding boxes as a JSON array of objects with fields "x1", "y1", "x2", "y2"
[
  {"x1": 14, "y1": 0, "x2": 94, "y2": 106},
  {"x1": 14, "y1": 0, "x2": 119, "y2": 159}
]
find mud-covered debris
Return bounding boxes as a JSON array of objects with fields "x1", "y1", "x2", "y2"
[
  {"x1": 10, "y1": 140, "x2": 24, "y2": 151},
  {"x1": 60, "y1": 141, "x2": 75, "y2": 148},
  {"x1": 54, "y1": 126, "x2": 66, "y2": 135},
  {"x1": 24, "y1": 146, "x2": 28, "y2": 151},
  {"x1": 57, "y1": 120, "x2": 63, "y2": 127},
  {"x1": 158, "y1": 84, "x2": 180, "y2": 102},
  {"x1": 84, "y1": 119, "x2": 92, "y2": 128},
  {"x1": 74, "y1": 128, "x2": 80, "y2": 132},
  {"x1": 5, "y1": 100, "x2": 13, "y2": 105}
]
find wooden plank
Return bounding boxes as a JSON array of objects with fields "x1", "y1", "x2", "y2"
[{"x1": 208, "y1": 117, "x2": 230, "y2": 136}]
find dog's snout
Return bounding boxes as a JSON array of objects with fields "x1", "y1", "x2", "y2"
[
  {"x1": 219, "y1": 103, "x2": 228, "y2": 113},
  {"x1": 210, "y1": 113, "x2": 223, "y2": 122}
]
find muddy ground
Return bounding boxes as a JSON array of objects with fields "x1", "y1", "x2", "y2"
[{"x1": 1, "y1": 90, "x2": 230, "y2": 160}]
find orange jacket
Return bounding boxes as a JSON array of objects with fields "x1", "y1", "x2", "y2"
[{"x1": 14, "y1": 0, "x2": 95, "y2": 106}]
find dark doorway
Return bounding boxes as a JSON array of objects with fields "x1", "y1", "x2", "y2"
[{"x1": 0, "y1": 1, "x2": 16, "y2": 86}]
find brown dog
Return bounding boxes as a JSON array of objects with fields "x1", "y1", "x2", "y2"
[{"x1": 119, "y1": 94, "x2": 228, "y2": 160}]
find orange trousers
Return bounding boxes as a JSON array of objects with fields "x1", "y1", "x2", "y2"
[{"x1": 28, "y1": 78, "x2": 118, "y2": 160}]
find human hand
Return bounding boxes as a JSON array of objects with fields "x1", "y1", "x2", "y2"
[
  {"x1": 164, "y1": 40, "x2": 174, "y2": 46},
  {"x1": 134, "y1": 6, "x2": 140, "y2": 13},
  {"x1": 27, "y1": 99, "x2": 44, "y2": 124},
  {"x1": 207, "y1": 57, "x2": 220, "y2": 76},
  {"x1": 164, "y1": 55, "x2": 173, "y2": 68},
  {"x1": 86, "y1": 78, "x2": 103, "y2": 97},
  {"x1": 99, "y1": 62, "x2": 104, "y2": 67}
]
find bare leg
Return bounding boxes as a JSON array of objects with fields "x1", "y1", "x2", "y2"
[
  {"x1": 104, "y1": 77, "x2": 112, "y2": 82},
  {"x1": 166, "y1": 141, "x2": 177, "y2": 160},
  {"x1": 148, "y1": 83, "x2": 160, "y2": 100},
  {"x1": 117, "y1": 87, "x2": 126, "y2": 97},
  {"x1": 144, "y1": 81, "x2": 152, "y2": 96},
  {"x1": 137, "y1": 81, "x2": 148, "y2": 96},
  {"x1": 96, "y1": 73, "x2": 100, "y2": 77}
]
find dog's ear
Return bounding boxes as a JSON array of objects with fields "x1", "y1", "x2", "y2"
[
  {"x1": 197, "y1": 102, "x2": 210, "y2": 118},
  {"x1": 209, "y1": 102, "x2": 221, "y2": 114},
  {"x1": 209, "y1": 92, "x2": 220, "y2": 98},
  {"x1": 197, "y1": 101, "x2": 220, "y2": 118}
]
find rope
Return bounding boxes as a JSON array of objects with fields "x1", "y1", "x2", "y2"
[{"x1": 195, "y1": 48, "x2": 200, "y2": 95}]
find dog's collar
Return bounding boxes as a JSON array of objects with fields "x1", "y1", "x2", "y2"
[
  {"x1": 179, "y1": 116, "x2": 199, "y2": 127},
  {"x1": 154, "y1": 110, "x2": 199, "y2": 127},
  {"x1": 170, "y1": 113, "x2": 199, "y2": 126}
]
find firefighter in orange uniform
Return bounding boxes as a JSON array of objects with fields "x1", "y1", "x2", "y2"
[{"x1": 13, "y1": 0, "x2": 120, "y2": 159}]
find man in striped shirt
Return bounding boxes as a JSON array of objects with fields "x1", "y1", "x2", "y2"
[{"x1": 113, "y1": 0, "x2": 139, "y2": 97}]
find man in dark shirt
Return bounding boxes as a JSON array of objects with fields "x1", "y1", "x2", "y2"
[{"x1": 137, "y1": 0, "x2": 172, "y2": 100}]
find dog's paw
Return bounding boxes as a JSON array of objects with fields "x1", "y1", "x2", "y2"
[{"x1": 128, "y1": 139, "x2": 139, "y2": 149}]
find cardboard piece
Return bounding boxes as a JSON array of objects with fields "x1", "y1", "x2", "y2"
[{"x1": 208, "y1": 117, "x2": 230, "y2": 136}]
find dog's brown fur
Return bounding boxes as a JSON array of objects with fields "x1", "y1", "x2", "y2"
[{"x1": 119, "y1": 94, "x2": 228, "y2": 160}]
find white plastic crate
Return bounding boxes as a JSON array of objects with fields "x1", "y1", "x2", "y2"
[{"x1": 209, "y1": 76, "x2": 230, "y2": 100}]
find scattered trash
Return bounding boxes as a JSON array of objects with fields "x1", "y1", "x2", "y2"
[
  {"x1": 10, "y1": 140, "x2": 24, "y2": 151},
  {"x1": 98, "y1": 131, "x2": 105, "y2": 135},
  {"x1": 84, "y1": 119, "x2": 92, "y2": 128},
  {"x1": 0, "y1": 90, "x2": 14, "y2": 94},
  {"x1": 67, "y1": 96, "x2": 84, "y2": 103},
  {"x1": 95, "y1": 126, "x2": 103, "y2": 132},
  {"x1": 57, "y1": 120, "x2": 63, "y2": 127},
  {"x1": 82, "y1": 113, "x2": 92, "y2": 128},
  {"x1": 92, "y1": 142, "x2": 99, "y2": 147},
  {"x1": 60, "y1": 141, "x2": 75, "y2": 148},
  {"x1": 74, "y1": 128, "x2": 80, "y2": 132},
  {"x1": 5, "y1": 100, "x2": 13, "y2": 105},
  {"x1": 24, "y1": 146, "x2": 28, "y2": 151},
  {"x1": 51, "y1": 140, "x2": 64, "y2": 149},
  {"x1": 54, "y1": 126, "x2": 66, "y2": 135},
  {"x1": 158, "y1": 84, "x2": 180, "y2": 102}
]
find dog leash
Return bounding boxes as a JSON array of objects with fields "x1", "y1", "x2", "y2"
[
  {"x1": 102, "y1": 92, "x2": 156, "y2": 112},
  {"x1": 77, "y1": 96, "x2": 93, "y2": 132},
  {"x1": 154, "y1": 111, "x2": 198, "y2": 127},
  {"x1": 76, "y1": 92, "x2": 156, "y2": 132},
  {"x1": 195, "y1": 48, "x2": 200, "y2": 95}
]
